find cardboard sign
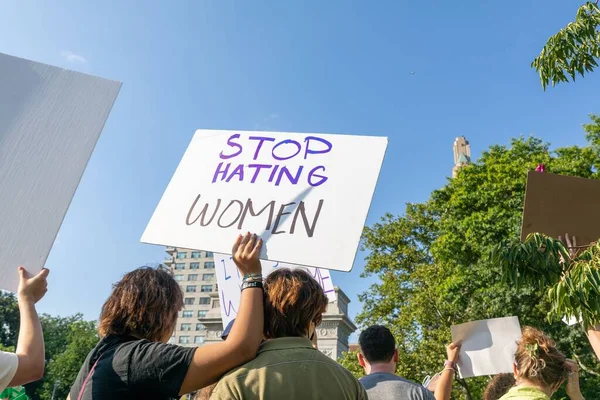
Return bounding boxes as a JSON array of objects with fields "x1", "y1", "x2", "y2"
[
  {"x1": 214, "y1": 253, "x2": 336, "y2": 327},
  {"x1": 451, "y1": 316, "x2": 521, "y2": 378},
  {"x1": 0, "y1": 53, "x2": 121, "y2": 291},
  {"x1": 521, "y1": 171, "x2": 600, "y2": 245},
  {"x1": 142, "y1": 130, "x2": 387, "y2": 272}
]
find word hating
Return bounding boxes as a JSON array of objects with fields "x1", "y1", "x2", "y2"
[
  {"x1": 187, "y1": 196, "x2": 324, "y2": 237},
  {"x1": 213, "y1": 134, "x2": 333, "y2": 187}
]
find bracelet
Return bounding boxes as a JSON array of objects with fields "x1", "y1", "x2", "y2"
[
  {"x1": 241, "y1": 281, "x2": 263, "y2": 291},
  {"x1": 444, "y1": 360, "x2": 456, "y2": 370},
  {"x1": 242, "y1": 276, "x2": 262, "y2": 284},
  {"x1": 243, "y1": 273, "x2": 262, "y2": 279},
  {"x1": 443, "y1": 367, "x2": 455, "y2": 373}
]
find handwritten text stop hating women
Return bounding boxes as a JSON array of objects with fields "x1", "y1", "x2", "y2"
[{"x1": 186, "y1": 133, "x2": 332, "y2": 237}]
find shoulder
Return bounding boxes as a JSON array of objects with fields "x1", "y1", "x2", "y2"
[
  {"x1": 120, "y1": 338, "x2": 195, "y2": 363},
  {"x1": 0, "y1": 351, "x2": 18, "y2": 389}
]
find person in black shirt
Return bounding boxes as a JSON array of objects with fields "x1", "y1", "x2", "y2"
[{"x1": 69, "y1": 233, "x2": 264, "y2": 400}]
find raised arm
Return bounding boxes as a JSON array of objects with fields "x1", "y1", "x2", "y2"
[
  {"x1": 179, "y1": 233, "x2": 265, "y2": 395},
  {"x1": 9, "y1": 267, "x2": 49, "y2": 386},
  {"x1": 434, "y1": 342, "x2": 460, "y2": 400}
]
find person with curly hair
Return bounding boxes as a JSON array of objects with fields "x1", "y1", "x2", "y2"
[
  {"x1": 483, "y1": 374, "x2": 514, "y2": 400},
  {"x1": 499, "y1": 327, "x2": 582, "y2": 400}
]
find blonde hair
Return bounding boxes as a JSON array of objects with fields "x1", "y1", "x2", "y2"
[{"x1": 514, "y1": 327, "x2": 568, "y2": 392}]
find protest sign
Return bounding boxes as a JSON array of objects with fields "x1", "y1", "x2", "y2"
[
  {"x1": 451, "y1": 316, "x2": 521, "y2": 378},
  {"x1": 521, "y1": 171, "x2": 600, "y2": 246},
  {"x1": 0, "y1": 52, "x2": 121, "y2": 291},
  {"x1": 142, "y1": 130, "x2": 387, "y2": 272},
  {"x1": 214, "y1": 253, "x2": 336, "y2": 327}
]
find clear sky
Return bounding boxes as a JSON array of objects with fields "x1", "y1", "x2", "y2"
[{"x1": 1, "y1": 1, "x2": 598, "y2": 334}]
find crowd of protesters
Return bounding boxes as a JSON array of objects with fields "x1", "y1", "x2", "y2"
[{"x1": 0, "y1": 232, "x2": 598, "y2": 399}]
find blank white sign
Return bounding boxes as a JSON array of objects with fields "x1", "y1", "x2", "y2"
[
  {"x1": 451, "y1": 316, "x2": 522, "y2": 378},
  {"x1": 0, "y1": 52, "x2": 121, "y2": 291},
  {"x1": 142, "y1": 130, "x2": 387, "y2": 272}
]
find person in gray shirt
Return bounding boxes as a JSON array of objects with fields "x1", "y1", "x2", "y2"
[{"x1": 357, "y1": 325, "x2": 460, "y2": 400}]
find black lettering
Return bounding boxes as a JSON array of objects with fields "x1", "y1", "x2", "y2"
[
  {"x1": 186, "y1": 195, "x2": 221, "y2": 226},
  {"x1": 271, "y1": 202, "x2": 296, "y2": 235},
  {"x1": 290, "y1": 199, "x2": 324, "y2": 237},
  {"x1": 217, "y1": 200, "x2": 244, "y2": 228},
  {"x1": 237, "y1": 199, "x2": 276, "y2": 230}
]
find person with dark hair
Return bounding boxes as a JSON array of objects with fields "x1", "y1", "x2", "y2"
[
  {"x1": 357, "y1": 325, "x2": 460, "y2": 400},
  {"x1": 68, "y1": 233, "x2": 265, "y2": 400},
  {"x1": 499, "y1": 326, "x2": 582, "y2": 400},
  {"x1": 210, "y1": 268, "x2": 367, "y2": 399},
  {"x1": 483, "y1": 374, "x2": 515, "y2": 400}
]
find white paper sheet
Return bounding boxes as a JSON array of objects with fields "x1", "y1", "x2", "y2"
[{"x1": 451, "y1": 316, "x2": 521, "y2": 378}]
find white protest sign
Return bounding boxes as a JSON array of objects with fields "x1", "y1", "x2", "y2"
[
  {"x1": 451, "y1": 316, "x2": 521, "y2": 378},
  {"x1": 0, "y1": 52, "x2": 121, "y2": 291},
  {"x1": 214, "y1": 253, "x2": 336, "y2": 327},
  {"x1": 142, "y1": 130, "x2": 387, "y2": 272}
]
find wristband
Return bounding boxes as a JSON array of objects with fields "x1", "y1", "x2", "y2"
[
  {"x1": 243, "y1": 273, "x2": 262, "y2": 279},
  {"x1": 241, "y1": 281, "x2": 263, "y2": 291},
  {"x1": 444, "y1": 360, "x2": 456, "y2": 370}
]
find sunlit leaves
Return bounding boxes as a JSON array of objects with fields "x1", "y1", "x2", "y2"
[{"x1": 532, "y1": 2, "x2": 600, "y2": 90}]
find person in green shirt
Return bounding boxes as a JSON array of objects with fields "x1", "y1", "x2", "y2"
[{"x1": 499, "y1": 327, "x2": 583, "y2": 400}]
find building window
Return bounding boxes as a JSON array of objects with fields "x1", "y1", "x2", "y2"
[
  {"x1": 194, "y1": 336, "x2": 205, "y2": 345},
  {"x1": 179, "y1": 336, "x2": 190, "y2": 344},
  {"x1": 182, "y1": 310, "x2": 193, "y2": 318},
  {"x1": 184, "y1": 298, "x2": 194, "y2": 305},
  {"x1": 176, "y1": 252, "x2": 187, "y2": 259},
  {"x1": 212, "y1": 300, "x2": 220, "y2": 309},
  {"x1": 188, "y1": 274, "x2": 198, "y2": 281},
  {"x1": 199, "y1": 297, "x2": 210, "y2": 305},
  {"x1": 204, "y1": 261, "x2": 215, "y2": 269},
  {"x1": 200, "y1": 285, "x2": 212, "y2": 292},
  {"x1": 190, "y1": 262, "x2": 200, "y2": 270},
  {"x1": 196, "y1": 323, "x2": 205, "y2": 331},
  {"x1": 191, "y1": 251, "x2": 202, "y2": 259},
  {"x1": 180, "y1": 323, "x2": 192, "y2": 331},
  {"x1": 186, "y1": 286, "x2": 197, "y2": 293},
  {"x1": 202, "y1": 273, "x2": 214, "y2": 281},
  {"x1": 175, "y1": 263, "x2": 185, "y2": 270},
  {"x1": 198, "y1": 310, "x2": 207, "y2": 318},
  {"x1": 174, "y1": 274, "x2": 184, "y2": 281},
  {"x1": 206, "y1": 251, "x2": 214, "y2": 257}
]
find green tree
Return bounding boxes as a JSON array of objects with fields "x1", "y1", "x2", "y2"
[
  {"x1": 532, "y1": 2, "x2": 600, "y2": 90},
  {"x1": 0, "y1": 292, "x2": 20, "y2": 348},
  {"x1": 339, "y1": 115, "x2": 600, "y2": 399},
  {"x1": 40, "y1": 320, "x2": 98, "y2": 400}
]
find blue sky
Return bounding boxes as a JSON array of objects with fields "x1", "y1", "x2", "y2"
[{"x1": 1, "y1": 1, "x2": 598, "y2": 335}]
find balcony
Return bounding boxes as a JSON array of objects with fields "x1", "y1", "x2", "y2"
[{"x1": 165, "y1": 246, "x2": 176, "y2": 254}]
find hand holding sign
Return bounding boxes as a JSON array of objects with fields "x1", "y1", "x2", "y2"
[{"x1": 232, "y1": 233, "x2": 263, "y2": 276}]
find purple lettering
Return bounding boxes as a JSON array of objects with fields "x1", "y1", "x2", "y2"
[
  {"x1": 275, "y1": 166, "x2": 304, "y2": 186},
  {"x1": 226, "y1": 164, "x2": 244, "y2": 182},
  {"x1": 249, "y1": 136, "x2": 276, "y2": 160},
  {"x1": 219, "y1": 133, "x2": 243, "y2": 159},
  {"x1": 221, "y1": 290, "x2": 238, "y2": 317},
  {"x1": 268, "y1": 165, "x2": 280, "y2": 183},
  {"x1": 272, "y1": 139, "x2": 301, "y2": 161},
  {"x1": 290, "y1": 199, "x2": 324, "y2": 238},
  {"x1": 186, "y1": 195, "x2": 222, "y2": 226},
  {"x1": 221, "y1": 259, "x2": 231, "y2": 280},
  {"x1": 247, "y1": 164, "x2": 272, "y2": 183},
  {"x1": 212, "y1": 162, "x2": 230, "y2": 183},
  {"x1": 307, "y1": 166, "x2": 328, "y2": 187},
  {"x1": 304, "y1": 136, "x2": 333, "y2": 159}
]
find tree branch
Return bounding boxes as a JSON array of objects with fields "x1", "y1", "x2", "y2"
[{"x1": 573, "y1": 353, "x2": 600, "y2": 376}]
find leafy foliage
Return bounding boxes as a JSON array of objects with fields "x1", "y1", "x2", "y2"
[
  {"x1": 493, "y1": 233, "x2": 600, "y2": 329},
  {"x1": 532, "y1": 2, "x2": 600, "y2": 90},
  {"x1": 0, "y1": 293, "x2": 98, "y2": 400},
  {"x1": 339, "y1": 115, "x2": 600, "y2": 399}
]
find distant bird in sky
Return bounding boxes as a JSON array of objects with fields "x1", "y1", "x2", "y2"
[{"x1": 410, "y1": 71, "x2": 415, "y2": 75}]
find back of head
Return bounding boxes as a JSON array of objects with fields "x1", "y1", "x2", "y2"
[
  {"x1": 98, "y1": 266, "x2": 183, "y2": 342},
  {"x1": 514, "y1": 326, "x2": 568, "y2": 392},
  {"x1": 358, "y1": 325, "x2": 395, "y2": 364},
  {"x1": 263, "y1": 268, "x2": 328, "y2": 339},
  {"x1": 483, "y1": 373, "x2": 515, "y2": 400}
]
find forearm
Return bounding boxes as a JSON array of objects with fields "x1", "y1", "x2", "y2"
[
  {"x1": 587, "y1": 325, "x2": 600, "y2": 361},
  {"x1": 11, "y1": 299, "x2": 44, "y2": 385},
  {"x1": 434, "y1": 369, "x2": 454, "y2": 400},
  {"x1": 226, "y1": 288, "x2": 264, "y2": 358}
]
